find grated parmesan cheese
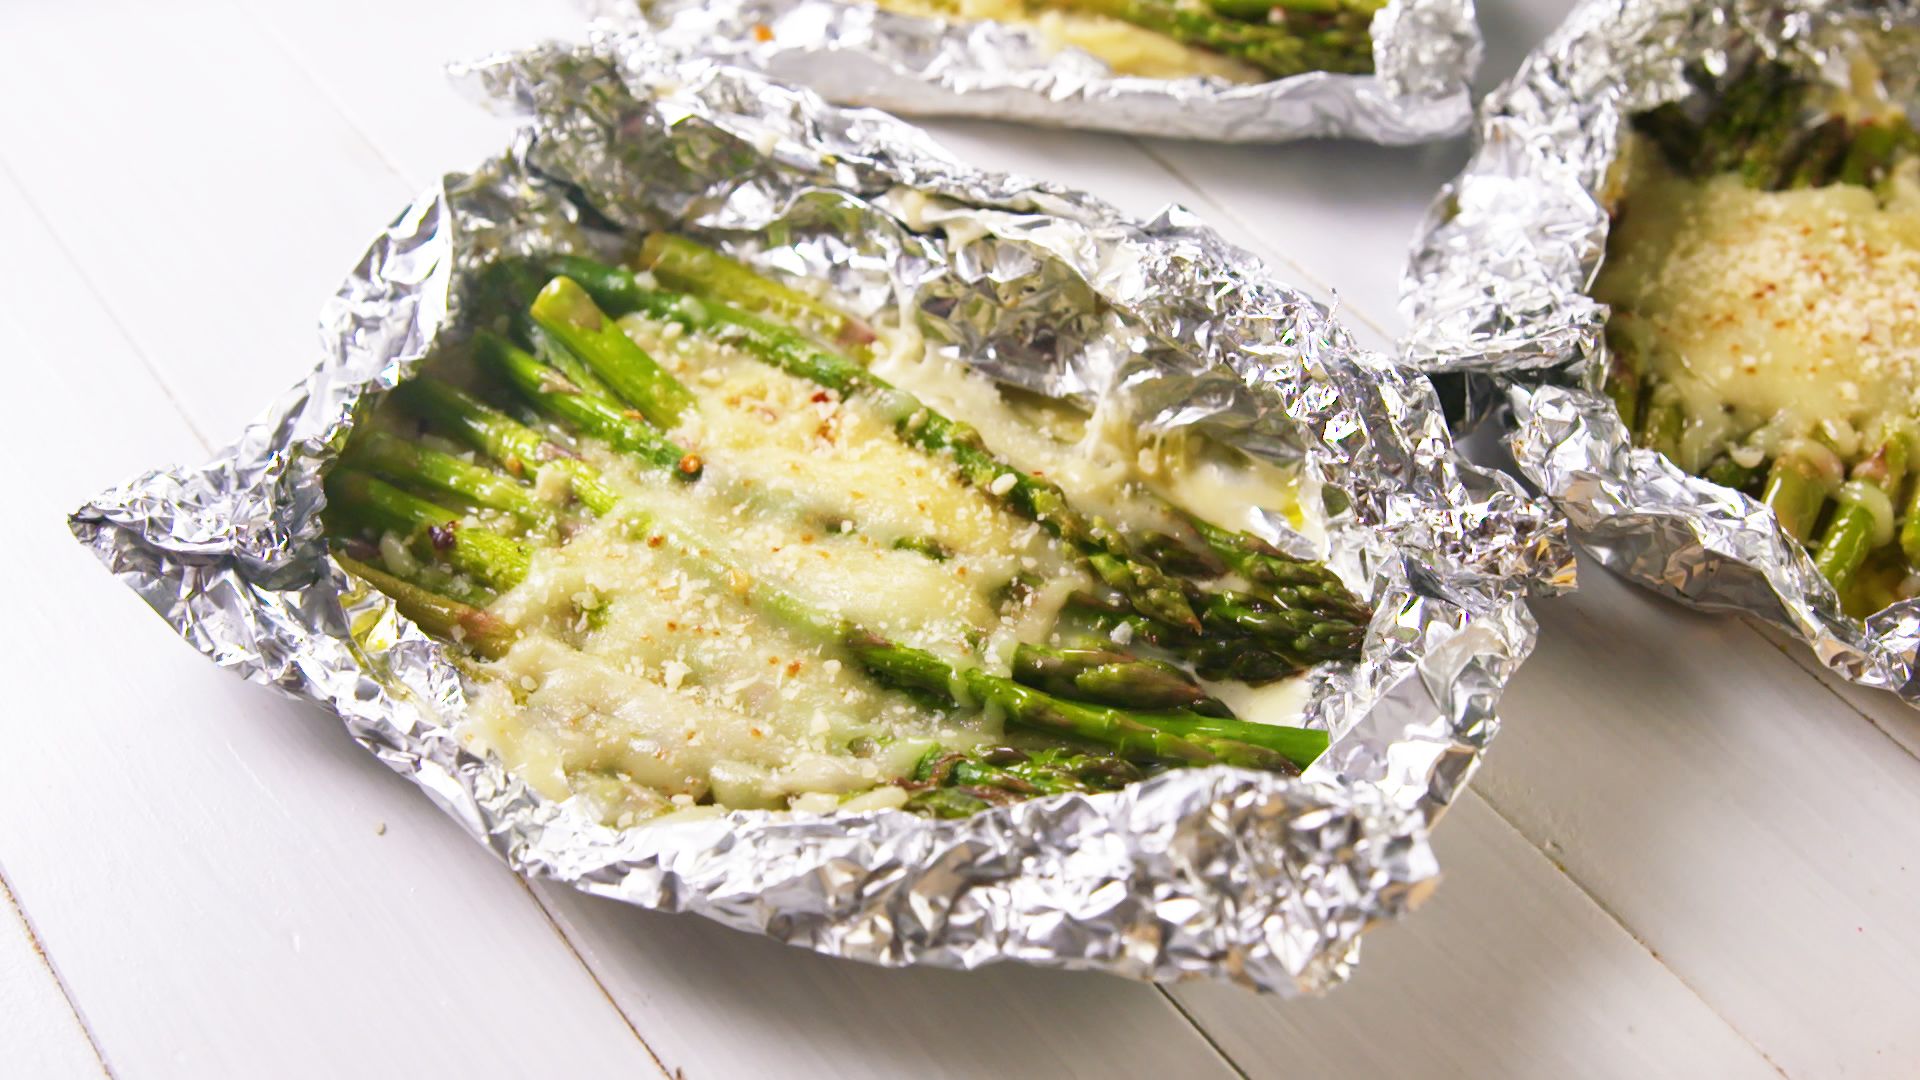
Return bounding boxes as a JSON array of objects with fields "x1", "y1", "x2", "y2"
[
  {"x1": 454, "y1": 294, "x2": 1315, "y2": 822},
  {"x1": 1595, "y1": 142, "x2": 1920, "y2": 471}
]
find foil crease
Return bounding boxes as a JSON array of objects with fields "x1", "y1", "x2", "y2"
[
  {"x1": 1401, "y1": 0, "x2": 1920, "y2": 703},
  {"x1": 604, "y1": 0, "x2": 1481, "y2": 143},
  {"x1": 73, "y1": 37, "x2": 1567, "y2": 992}
]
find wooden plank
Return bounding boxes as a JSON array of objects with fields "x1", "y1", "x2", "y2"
[
  {"x1": 239, "y1": 0, "x2": 582, "y2": 193},
  {"x1": 0, "y1": 146, "x2": 666, "y2": 1079},
  {"x1": 1167, "y1": 796, "x2": 1778, "y2": 1080},
  {"x1": 0, "y1": 876, "x2": 108, "y2": 1080},
  {"x1": 1747, "y1": 620, "x2": 1920, "y2": 761},
  {"x1": 0, "y1": 1, "x2": 420, "y2": 440},
  {"x1": 534, "y1": 884, "x2": 1242, "y2": 1079},
  {"x1": 1479, "y1": 562, "x2": 1920, "y2": 1077}
]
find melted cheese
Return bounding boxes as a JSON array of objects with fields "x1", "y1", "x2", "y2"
[
  {"x1": 1594, "y1": 142, "x2": 1920, "y2": 471},
  {"x1": 446, "y1": 296, "x2": 1315, "y2": 823},
  {"x1": 870, "y1": 0, "x2": 1265, "y2": 83}
]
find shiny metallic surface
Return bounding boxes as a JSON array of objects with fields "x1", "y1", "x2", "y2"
[
  {"x1": 1402, "y1": 0, "x2": 1920, "y2": 702},
  {"x1": 72, "y1": 38, "x2": 1567, "y2": 993},
  {"x1": 608, "y1": 0, "x2": 1480, "y2": 142}
]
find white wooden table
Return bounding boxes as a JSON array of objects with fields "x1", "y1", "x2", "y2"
[{"x1": 5, "y1": 1, "x2": 1918, "y2": 1076}]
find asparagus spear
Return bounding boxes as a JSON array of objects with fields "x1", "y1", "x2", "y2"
[
  {"x1": 473, "y1": 330, "x2": 703, "y2": 480},
  {"x1": 1837, "y1": 116, "x2": 1904, "y2": 187},
  {"x1": 1063, "y1": 592, "x2": 1307, "y2": 684},
  {"x1": 1013, "y1": 642, "x2": 1231, "y2": 715},
  {"x1": 1181, "y1": 514, "x2": 1367, "y2": 621},
  {"x1": 1814, "y1": 427, "x2": 1909, "y2": 600},
  {"x1": 322, "y1": 470, "x2": 532, "y2": 592},
  {"x1": 1783, "y1": 117, "x2": 1850, "y2": 189},
  {"x1": 539, "y1": 254, "x2": 1205, "y2": 636},
  {"x1": 392, "y1": 378, "x2": 624, "y2": 516},
  {"x1": 1736, "y1": 76, "x2": 1810, "y2": 190},
  {"x1": 1761, "y1": 445, "x2": 1837, "y2": 543},
  {"x1": 636, "y1": 234, "x2": 876, "y2": 353},
  {"x1": 342, "y1": 430, "x2": 549, "y2": 526},
  {"x1": 529, "y1": 276, "x2": 696, "y2": 429},
  {"x1": 898, "y1": 745, "x2": 1144, "y2": 818},
  {"x1": 1694, "y1": 62, "x2": 1790, "y2": 176},
  {"x1": 1638, "y1": 385, "x2": 1685, "y2": 461},
  {"x1": 1900, "y1": 482, "x2": 1920, "y2": 570},
  {"x1": 524, "y1": 320, "x2": 619, "y2": 402},
  {"x1": 332, "y1": 552, "x2": 517, "y2": 659}
]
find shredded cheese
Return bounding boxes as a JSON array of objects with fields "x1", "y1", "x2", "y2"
[
  {"x1": 1594, "y1": 140, "x2": 1920, "y2": 471},
  {"x1": 453, "y1": 297, "x2": 1313, "y2": 822}
]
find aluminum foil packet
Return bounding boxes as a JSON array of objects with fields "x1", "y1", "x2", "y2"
[
  {"x1": 602, "y1": 0, "x2": 1481, "y2": 142},
  {"x1": 72, "y1": 35, "x2": 1567, "y2": 992},
  {"x1": 1401, "y1": 0, "x2": 1920, "y2": 703}
]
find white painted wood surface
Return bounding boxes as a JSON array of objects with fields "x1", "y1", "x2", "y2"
[{"x1": 2, "y1": 0, "x2": 1914, "y2": 1076}]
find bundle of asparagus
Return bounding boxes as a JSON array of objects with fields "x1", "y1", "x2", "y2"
[
  {"x1": 1600, "y1": 60, "x2": 1920, "y2": 615},
  {"x1": 324, "y1": 237, "x2": 1369, "y2": 819}
]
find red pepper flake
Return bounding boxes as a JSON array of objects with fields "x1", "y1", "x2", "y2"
[
  {"x1": 647, "y1": 534, "x2": 665, "y2": 548},
  {"x1": 677, "y1": 453, "x2": 704, "y2": 476},
  {"x1": 666, "y1": 620, "x2": 679, "y2": 631},
  {"x1": 768, "y1": 655, "x2": 781, "y2": 666},
  {"x1": 751, "y1": 22, "x2": 773, "y2": 41},
  {"x1": 809, "y1": 390, "x2": 832, "y2": 403},
  {"x1": 429, "y1": 522, "x2": 458, "y2": 551},
  {"x1": 786, "y1": 660, "x2": 802, "y2": 677}
]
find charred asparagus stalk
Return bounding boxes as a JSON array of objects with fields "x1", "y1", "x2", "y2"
[
  {"x1": 1013, "y1": 642, "x2": 1233, "y2": 716},
  {"x1": 898, "y1": 745, "x2": 1145, "y2": 818}
]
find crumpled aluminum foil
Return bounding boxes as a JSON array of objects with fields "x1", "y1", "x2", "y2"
[
  {"x1": 1401, "y1": 0, "x2": 1920, "y2": 704},
  {"x1": 72, "y1": 35, "x2": 1568, "y2": 992},
  {"x1": 604, "y1": 0, "x2": 1481, "y2": 142}
]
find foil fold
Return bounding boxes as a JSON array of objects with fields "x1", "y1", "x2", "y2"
[
  {"x1": 1401, "y1": 0, "x2": 1920, "y2": 703},
  {"x1": 606, "y1": 0, "x2": 1481, "y2": 142},
  {"x1": 74, "y1": 36, "x2": 1567, "y2": 992}
]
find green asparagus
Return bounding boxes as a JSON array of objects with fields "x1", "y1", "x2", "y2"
[
  {"x1": 529, "y1": 276, "x2": 697, "y2": 428},
  {"x1": 638, "y1": 233, "x2": 876, "y2": 353},
  {"x1": 326, "y1": 234, "x2": 1369, "y2": 819}
]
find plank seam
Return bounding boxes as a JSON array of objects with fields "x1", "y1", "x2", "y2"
[
  {"x1": 1740, "y1": 617, "x2": 1920, "y2": 765},
  {"x1": 1156, "y1": 986, "x2": 1254, "y2": 1080},
  {"x1": 235, "y1": 2, "x2": 424, "y2": 194},
  {"x1": 0, "y1": 862, "x2": 119, "y2": 1080},
  {"x1": 0, "y1": 157, "x2": 214, "y2": 455},
  {"x1": 521, "y1": 882, "x2": 680, "y2": 1079},
  {"x1": 1460, "y1": 788, "x2": 1792, "y2": 1078}
]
